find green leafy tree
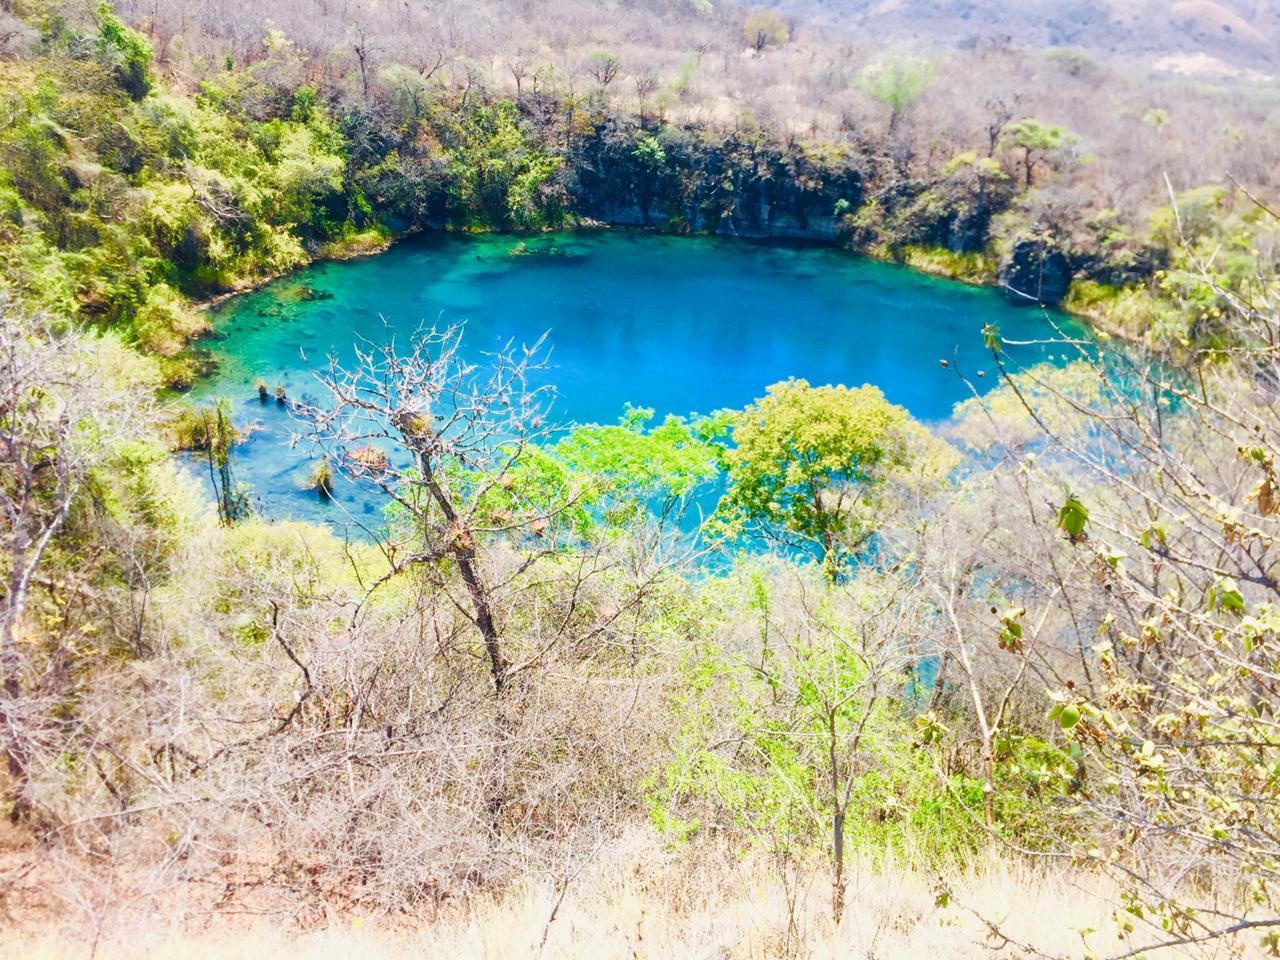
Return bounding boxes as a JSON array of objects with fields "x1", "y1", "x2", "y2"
[
  {"x1": 631, "y1": 135, "x2": 666, "y2": 171},
  {"x1": 93, "y1": 1, "x2": 154, "y2": 100},
  {"x1": 743, "y1": 10, "x2": 789, "y2": 53},
  {"x1": 1000, "y1": 118, "x2": 1080, "y2": 187},
  {"x1": 714, "y1": 379, "x2": 917, "y2": 577},
  {"x1": 476, "y1": 407, "x2": 726, "y2": 540},
  {"x1": 446, "y1": 99, "x2": 565, "y2": 229},
  {"x1": 650, "y1": 564, "x2": 990, "y2": 923},
  {"x1": 551, "y1": 408, "x2": 725, "y2": 530},
  {"x1": 857, "y1": 56, "x2": 936, "y2": 135}
]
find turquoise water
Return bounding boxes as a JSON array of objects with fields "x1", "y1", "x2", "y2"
[{"x1": 196, "y1": 231, "x2": 1079, "y2": 525}]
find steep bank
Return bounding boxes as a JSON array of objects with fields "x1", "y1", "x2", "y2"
[{"x1": 1, "y1": 2, "x2": 1270, "y2": 374}]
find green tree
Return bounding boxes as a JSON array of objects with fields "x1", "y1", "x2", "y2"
[
  {"x1": 857, "y1": 56, "x2": 935, "y2": 135},
  {"x1": 1000, "y1": 117, "x2": 1080, "y2": 187},
  {"x1": 649, "y1": 564, "x2": 989, "y2": 924},
  {"x1": 446, "y1": 99, "x2": 565, "y2": 229},
  {"x1": 631, "y1": 135, "x2": 666, "y2": 172},
  {"x1": 93, "y1": 1, "x2": 154, "y2": 100},
  {"x1": 476, "y1": 407, "x2": 726, "y2": 540},
  {"x1": 743, "y1": 10, "x2": 789, "y2": 53},
  {"x1": 714, "y1": 379, "x2": 915, "y2": 577}
]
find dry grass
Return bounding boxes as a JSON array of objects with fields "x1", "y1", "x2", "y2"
[{"x1": 2, "y1": 833, "x2": 1264, "y2": 960}]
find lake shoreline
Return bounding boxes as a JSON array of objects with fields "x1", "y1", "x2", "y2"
[
  {"x1": 192, "y1": 229, "x2": 1082, "y2": 525},
  {"x1": 191, "y1": 220, "x2": 1106, "y2": 343}
]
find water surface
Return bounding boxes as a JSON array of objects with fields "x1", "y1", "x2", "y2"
[{"x1": 197, "y1": 231, "x2": 1079, "y2": 525}]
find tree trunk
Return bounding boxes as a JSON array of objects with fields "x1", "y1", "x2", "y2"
[
  {"x1": 828, "y1": 711, "x2": 846, "y2": 924},
  {"x1": 832, "y1": 808, "x2": 846, "y2": 924},
  {"x1": 2, "y1": 573, "x2": 30, "y2": 823},
  {"x1": 419, "y1": 456, "x2": 505, "y2": 694},
  {"x1": 417, "y1": 455, "x2": 512, "y2": 831},
  {"x1": 981, "y1": 734, "x2": 995, "y2": 829}
]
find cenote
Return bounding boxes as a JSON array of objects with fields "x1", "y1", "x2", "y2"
[{"x1": 195, "y1": 230, "x2": 1082, "y2": 526}]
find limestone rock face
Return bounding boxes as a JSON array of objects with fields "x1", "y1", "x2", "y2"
[
  {"x1": 999, "y1": 239, "x2": 1072, "y2": 305},
  {"x1": 567, "y1": 121, "x2": 863, "y2": 241}
]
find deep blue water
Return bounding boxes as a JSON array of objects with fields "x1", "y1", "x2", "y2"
[{"x1": 194, "y1": 231, "x2": 1080, "y2": 525}]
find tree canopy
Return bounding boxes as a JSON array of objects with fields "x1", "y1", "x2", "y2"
[
  {"x1": 714, "y1": 379, "x2": 915, "y2": 575},
  {"x1": 743, "y1": 10, "x2": 790, "y2": 53},
  {"x1": 857, "y1": 56, "x2": 936, "y2": 134}
]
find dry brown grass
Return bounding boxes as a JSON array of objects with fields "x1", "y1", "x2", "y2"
[{"x1": 2, "y1": 832, "x2": 1264, "y2": 960}]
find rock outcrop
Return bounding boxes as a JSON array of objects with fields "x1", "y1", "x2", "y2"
[
  {"x1": 567, "y1": 119, "x2": 863, "y2": 241},
  {"x1": 999, "y1": 239, "x2": 1073, "y2": 305}
]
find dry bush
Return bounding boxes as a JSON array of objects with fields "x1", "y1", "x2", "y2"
[
  {"x1": 115, "y1": 0, "x2": 1280, "y2": 229},
  {"x1": 18, "y1": 521, "x2": 694, "y2": 914},
  {"x1": 1, "y1": 836, "x2": 1264, "y2": 958}
]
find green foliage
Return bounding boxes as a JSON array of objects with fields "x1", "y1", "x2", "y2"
[
  {"x1": 554, "y1": 408, "x2": 724, "y2": 514},
  {"x1": 92, "y1": 1, "x2": 153, "y2": 100},
  {"x1": 713, "y1": 379, "x2": 915, "y2": 573},
  {"x1": 0, "y1": 313, "x2": 199, "y2": 701},
  {"x1": 1000, "y1": 118, "x2": 1081, "y2": 186},
  {"x1": 473, "y1": 408, "x2": 726, "y2": 541},
  {"x1": 309, "y1": 458, "x2": 334, "y2": 498},
  {"x1": 1003, "y1": 118, "x2": 1078, "y2": 155},
  {"x1": 648, "y1": 565, "x2": 999, "y2": 867},
  {"x1": 942, "y1": 150, "x2": 1007, "y2": 182},
  {"x1": 1056, "y1": 491, "x2": 1089, "y2": 542},
  {"x1": 897, "y1": 245, "x2": 998, "y2": 284},
  {"x1": 0, "y1": 55, "x2": 352, "y2": 361},
  {"x1": 445, "y1": 99, "x2": 566, "y2": 230},
  {"x1": 632, "y1": 135, "x2": 667, "y2": 171},
  {"x1": 857, "y1": 56, "x2": 936, "y2": 131},
  {"x1": 743, "y1": 10, "x2": 789, "y2": 52},
  {"x1": 167, "y1": 399, "x2": 247, "y2": 525},
  {"x1": 1065, "y1": 186, "x2": 1280, "y2": 348}
]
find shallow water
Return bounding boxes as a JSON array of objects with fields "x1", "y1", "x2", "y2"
[{"x1": 195, "y1": 231, "x2": 1080, "y2": 526}]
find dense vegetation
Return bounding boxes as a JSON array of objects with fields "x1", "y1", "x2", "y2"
[
  {"x1": 1, "y1": 0, "x2": 1278, "y2": 381},
  {"x1": 2, "y1": 1, "x2": 1280, "y2": 957}
]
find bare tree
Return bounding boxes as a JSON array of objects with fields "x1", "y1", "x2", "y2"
[
  {"x1": 982, "y1": 94, "x2": 1021, "y2": 157},
  {"x1": 297, "y1": 323, "x2": 566, "y2": 694},
  {"x1": 0, "y1": 298, "x2": 152, "y2": 821},
  {"x1": 927, "y1": 522, "x2": 1043, "y2": 830},
  {"x1": 633, "y1": 70, "x2": 658, "y2": 123},
  {"x1": 350, "y1": 23, "x2": 375, "y2": 100},
  {"x1": 506, "y1": 55, "x2": 531, "y2": 102},
  {"x1": 932, "y1": 189, "x2": 1280, "y2": 954},
  {"x1": 584, "y1": 50, "x2": 620, "y2": 90}
]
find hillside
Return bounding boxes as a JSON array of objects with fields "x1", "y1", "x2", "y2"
[
  {"x1": 1, "y1": 2, "x2": 1280, "y2": 958},
  {"x1": 765, "y1": 0, "x2": 1280, "y2": 74}
]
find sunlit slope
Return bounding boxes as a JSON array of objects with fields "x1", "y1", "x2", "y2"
[{"x1": 763, "y1": 0, "x2": 1278, "y2": 73}]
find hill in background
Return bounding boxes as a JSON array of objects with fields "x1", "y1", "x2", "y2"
[{"x1": 764, "y1": 0, "x2": 1280, "y2": 74}]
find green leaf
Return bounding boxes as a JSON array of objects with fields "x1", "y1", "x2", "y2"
[
  {"x1": 1211, "y1": 577, "x2": 1246, "y2": 615},
  {"x1": 1057, "y1": 492, "x2": 1089, "y2": 541}
]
